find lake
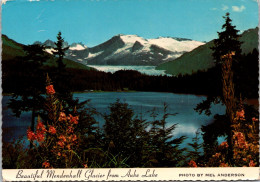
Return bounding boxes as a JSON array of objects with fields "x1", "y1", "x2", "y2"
[{"x1": 2, "y1": 92, "x2": 226, "y2": 148}]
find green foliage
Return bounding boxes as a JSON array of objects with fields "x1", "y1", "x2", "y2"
[
  {"x1": 211, "y1": 12, "x2": 242, "y2": 65},
  {"x1": 156, "y1": 40, "x2": 215, "y2": 76},
  {"x1": 145, "y1": 103, "x2": 187, "y2": 167},
  {"x1": 104, "y1": 99, "x2": 149, "y2": 167},
  {"x1": 52, "y1": 32, "x2": 69, "y2": 69},
  {"x1": 7, "y1": 44, "x2": 48, "y2": 148},
  {"x1": 187, "y1": 129, "x2": 202, "y2": 161},
  {"x1": 2, "y1": 34, "x2": 25, "y2": 60},
  {"x1": 156, "y1": 26, "x2": 257, "y2": 76}
]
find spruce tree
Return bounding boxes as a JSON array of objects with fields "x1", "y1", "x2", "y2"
[
  {"x1": 8, "y1": 44, "x2": 48, "y2": 148},
  {"x1": 104, "y1": 100, "x2": 148, "y2": 167},
  {"x1": 147, "y1": 104, "x2": 186, "y2": 167},
  {"x1": 196, "y1": 12, "x2": 243, "y2": 114},
  {"x1": 52, "y1": 32, "x2": 69, "y2": 69},
  {"x1": 196, "y1": 13, "x2": 243, "y2": 164},
  {"x1": 211, "y1": 12, "x2": 242, "y2": 65}
]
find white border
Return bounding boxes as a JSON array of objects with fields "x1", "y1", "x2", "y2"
[{"x1": 2, "y1": 168, "x2": 260, "y2": 181}]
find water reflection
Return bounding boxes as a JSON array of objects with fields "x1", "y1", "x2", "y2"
[{"x1": 2, "y1": 92, "x2": 226, "y2": 149}]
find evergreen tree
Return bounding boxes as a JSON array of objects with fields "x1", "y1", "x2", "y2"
[
  {"x1": 49, "y1": 32, "x2": 74, "y2": 107},
  {"x1": 197, "y1": 13, "x2": 244, "y2": 164},
  {"x1": 8, "y1": 44, "x2": 49, "y2": 148},
  {"x1": 187, "y1": 129, "x2": 202, "y2": 161},
  {"x1": 52, "y1": 32, "x2": 69, "y2": 69},
  {"x1": 104, "y1": 100, "x2": 148, "y2": 167},
  {"x1": 147, "y1": 104, "x2": 186, "y2": 167},
  {"x1": 211, "y1": 12, "x2": 242, "y2": 65},
  {"x1": 196, "y1": 12, "x2": 243, "y2": 114}
]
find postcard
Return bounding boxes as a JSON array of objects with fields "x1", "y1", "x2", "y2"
[{"x1": 1, "y1": 0, "x2": 259, "y2": 181}]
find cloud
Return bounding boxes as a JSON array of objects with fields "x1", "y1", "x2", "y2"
[
  {"x1": 210, "y1": 8, "x2": 217, "y2": 11},
  {"x1": 28, "y1": 0, "x2": 40, "y2": 1},
  {"x1": 2, "y1": 0, "x2": 14, "y2": 4},
  {"x1": 38, "y1": 30, "x2": 46, "y2": 32},
  {"x1": 221, "y1": 5, "x2": 229, "y2": 11},
  {"x1": 232, "y1": 5, "x2": 246, "y2": 12}
]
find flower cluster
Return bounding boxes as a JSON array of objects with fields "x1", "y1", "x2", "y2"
[
  {"x1": 42, "y1": 161, "x2": 50, "y2": 168},
  {"x1": 46, "y1": 85, "x2": 55, "y2": 95},
  {"x1": 188, "y1": 160, "x2": 197, "y2": 167},
  {"x1": 212, "y1": 152, "x2": 221, "y2": 158},
  {"x1": 35, "y1": 121, "x2": 47, "y2": 142},
  {"x1": 252, "y1": 117, "x2": 258, "y2": 122},
  {"x1": 48, "y1": 126, "x2": 57, "y2": 135},
  {"x1": 219, "y1": 141, "x2": 229, "y2": 149},
  {"x1": 249, "y1": 160, "x2": 256, "y2": 167},
  {"x1": 233, "y1": 132, "x2": 248, "y2": 149},
  {"x1": 27, "y1": 120, "x2": 46, "y2": 143},
  {"x1": 58, "y1": 112, "x2": 79, "y2": 125},
  {"x1": 26, "y1": 119, "x2": 57, "y2": 144},
  {"x1": 58, "y1": 112, "x2": 67, "y2": 122},
  {"x1": 219, "y1": 163, "x2": 229, "y2": 167},
  {"x1": 27, "y1": 128, "x2": 36, "y2": 141},
  {"x1": 68, "y1": 114, "x2": 79, "y2": 125},
  {"x1": 232, "y1": 108, "x2": 259, "y2": 167},
  {"x1": 25, "y1": 77, "x2": 83, "y2": 168},
  {"x1": 49, "y1": 110, "x2": 80, "y2": 164},
  {"x1": 55, "y1": 134, "x2": 77, "y2": 150},
  {"x1": 235, "y1": 109, "x2": 245, "y2": 121}
]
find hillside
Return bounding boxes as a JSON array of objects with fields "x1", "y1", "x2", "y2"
[
  {"x1": 2, "y1": 35, "x2": 25, "y2": 60},
  {"x1": 156, "y1": 27, "x2": 259, "y2": 76},
  {"x1": 2, "y1": 35, "x2": 91, "y2": 70}
]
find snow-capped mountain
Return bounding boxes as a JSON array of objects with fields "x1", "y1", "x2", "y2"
[
  {"x1": 69, "y1": 43, "x2": 87, "y2": 50},
  {"x1": 85, "y1": 34, "x2": 204, "y2": 65},
  {"x1": 36, "y1": 34, "x2": 205, "y2": 66}
]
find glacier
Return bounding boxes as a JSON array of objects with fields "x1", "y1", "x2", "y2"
[{"x1": 87, "y1": 65, "x2": 170, "y2": 76}]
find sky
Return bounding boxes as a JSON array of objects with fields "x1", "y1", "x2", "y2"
[{"x1": 1, "y1": 0, "x2": 259, "y2": 47}]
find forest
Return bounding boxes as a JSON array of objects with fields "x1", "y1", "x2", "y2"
[{"x1": 2, "y1": 13, "x2": 259, "y2": 168}]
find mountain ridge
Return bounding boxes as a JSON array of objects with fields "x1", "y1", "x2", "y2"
[
  {"x1": 2, "y1": 34, "x2": 91, "y2": 70},
  {"x1": 36, "y1": 34, "x2": 205, "y2": 66}
]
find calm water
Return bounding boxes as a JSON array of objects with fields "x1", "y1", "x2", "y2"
[{"x1": 2, "y1": 92, "x2": 225, "y2": 148}]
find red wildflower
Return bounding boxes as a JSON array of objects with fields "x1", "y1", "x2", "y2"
[
  {"x1": 57, "y1": 141, "x2": 65, "y2": 148},
  {"x1": 71, "y1": 134, "x2": 77, "y2": 142},
  {"x1": 58, "y1": 135, "x2": 66, "y2": 142},
  {"x1": 66, "y1": 144, "x2": 71, "y2": 150},
  {"x1": 213, "y1": 153, "x2": 221, "y2": 158},
  {"x1": 42, "y1": 161, "x2": 50, "y2": 168},
  {"x1": 236, "y1": 110, "x2": 245, "y2": 120},
  {"x1": 83, "y1": 163, "x2": 88, "y2": 168},
  {"x1": 249, "y1": 160, "x2": 256, "y2": 167},
  {"x1": 58, "y1": 112, "x2": 67, "y2": 122},
  {"x1": 252, "y1": 117, "x2": 258, "y2": 122},
  {"x1": 219, "y1": 141, "x2": 229, "y2": 148},
  {"x1": 27, "y1": 128, "x2": 36, "y2": 141},
  {"x1": 68, "y1": 114, "x2": 79, "y2": 124},
  {"x1": 67, "y1": 126, "x2": 74, "y2": 133},
  {"x1": 46, "y1": 85, "x2": 55, "y2": 95},
  {"x1": 57, "y1": 152, "x2": 61, "y2": 156},
  {"x1": 48, "y1": 126, "x2": 56, "y2": 135},
  {"x1": 36, "y1": 121, "x2": 47, "y2": 133},
  {"x1": 233, "y1": 132, "x2": 248, "y2": 149},
  {"x1": 36, "y1": 132, "x2": 45, "y2": 142},
  {"x1": 188, "y1": 160, "x2": 197, "y2": 167},
  {"x1": 219, "y1": 163, "x2": 229, "y2": 167}
]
